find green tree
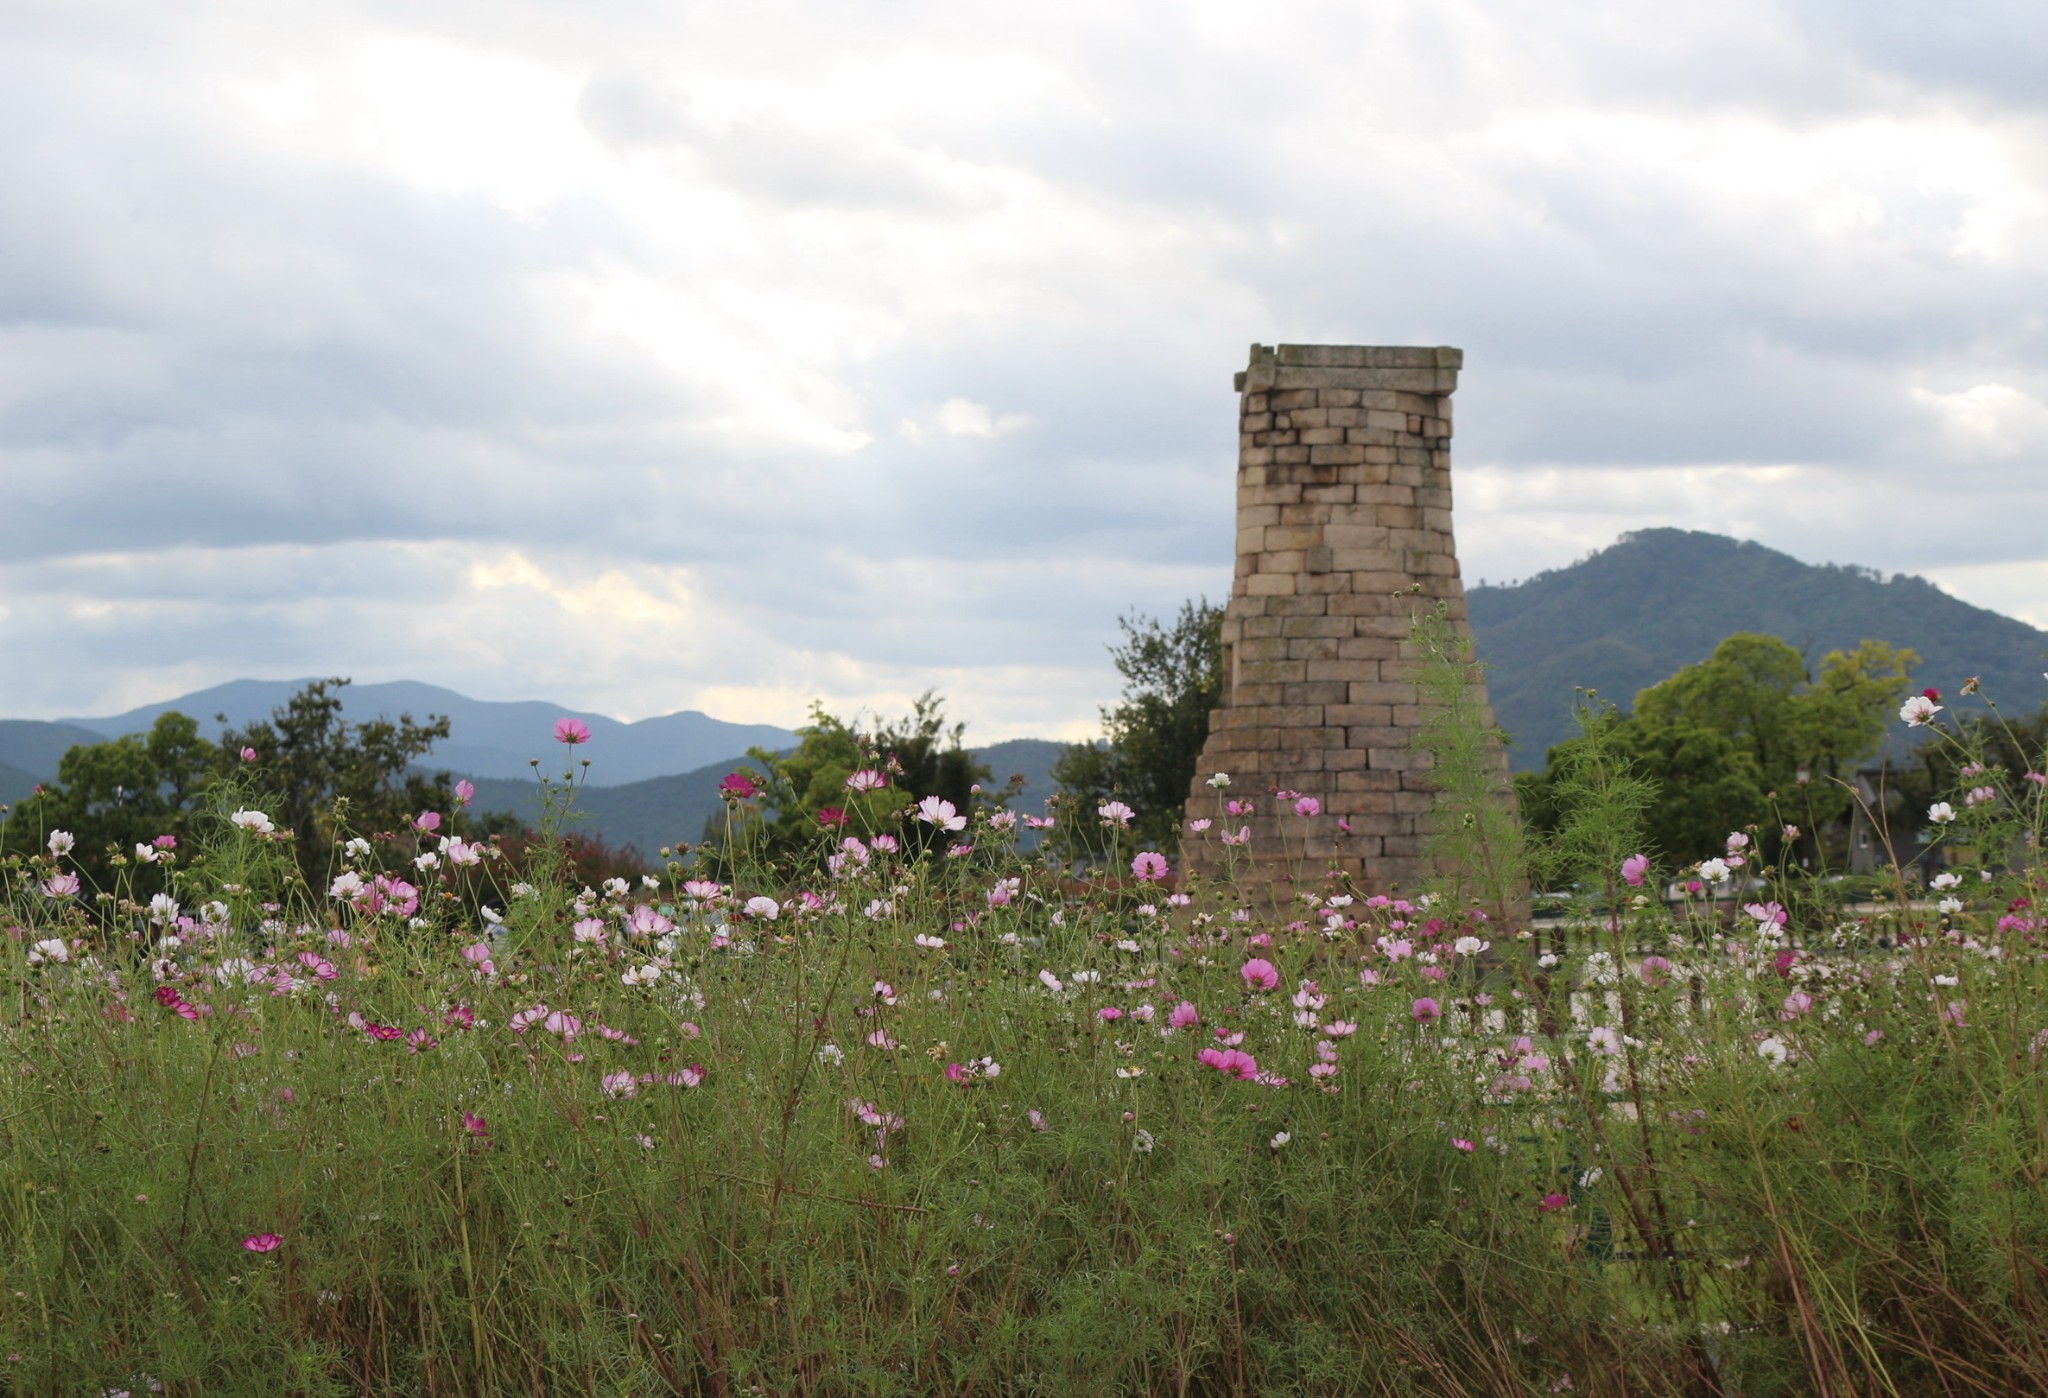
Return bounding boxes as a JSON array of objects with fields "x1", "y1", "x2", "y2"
[
  {"x1": 722, "y1": 693, "x2": 990, "y2": 867},
  {"x1": 1522, "y1": 634, "x2": 1916, "y2": 867},
  {"x1": 0, "y1": 712, "x2": 221, "y2": 887},
  {"x1": 218, "y1": 678, "x2": 454, "y2": 882},
  {"x1": 1634, "y1": 633, "x2": 1916, "y2": 799},
  {"x1": 1052, "y1": 598, "x2": 1223, "y2": 857}
]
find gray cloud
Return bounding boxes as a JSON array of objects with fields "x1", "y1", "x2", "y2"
[{"x1": 1, "y1": 0, "x2": 2044, "y2": 729}]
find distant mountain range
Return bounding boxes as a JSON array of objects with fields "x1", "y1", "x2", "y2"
[
  {"x1": 1469, "y1": 529, "x2": 2048, "y2": 769},
  {"x1": 6, "y1": 529, "x2": 2043, "y2": 836},
  {"x1": 42, "y1": 679, "x2": 800, "y2": 786}
]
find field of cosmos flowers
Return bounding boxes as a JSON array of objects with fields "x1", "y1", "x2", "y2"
[{"x1": 3, "y1": 659, "x2": 2047, "y2": 1396}]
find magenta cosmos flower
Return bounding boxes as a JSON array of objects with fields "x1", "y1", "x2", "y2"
[
  {"x1": 1196, "y1": 1047, "x2": 1261, "y2": 1080},
  {"x1": 242, "y1": 1233, "x2": 283, "y2": 1253},
  {"x1": 1411, "y1": 997, "x2": 1441, "y2": 1023},
  {"x1": 1240, "y1": 958, "x2": 1279, "y2": 991},
  {"x1": 554, "y1": 717, "x2": 591, "y2": 745}
]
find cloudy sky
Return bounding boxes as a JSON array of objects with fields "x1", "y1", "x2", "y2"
[{"x1": 3, "y1": 0, "x2": 2044, "y2": 739}]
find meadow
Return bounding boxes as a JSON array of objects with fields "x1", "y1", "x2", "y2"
[{"x1": 3, "y1": 646, "x2": 2045, "y2": 1396}]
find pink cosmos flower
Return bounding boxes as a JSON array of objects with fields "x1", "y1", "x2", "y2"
[
  {"x1": 1026, "y1": 1109, "x2": 1048, "y2": 1131},
  {"x1": 242, "y1": 1233, "x2": 282, "y2": 1253},
  {"x1": 1745, "y1": 902, "x2": 1789, "y2": 929},
  {"x1": 40, "y1": 873, "x2": 80, "y2": 899},
  {"x1": 554, "y1": 717, "x2": 591, "y2": 745},
  {"x1": 413, "y1": 811, "x2": 442, "y2": 833},
  {"x1": 1098, "y1": 800, "x2": 1135, "y2": 827},
  {"x1": 1538, "y1": 1193, "x2": 1568, "y2": 1213},
  {"x1": 1780, "y1": 991, "x2": 1813, "y2": 1020},
  {"x1": 1131, "y1": 851, "x2": 1170, "y2": 882},
  {"x1": 239, "y1": 746, "x2": 259, "y2": 763},
  {"x1": 1451, "y1": 1138, "x2": 1476, "y2": 1153},
  {"x1": 407, "y1": 1028, "x2": 439, "y2": 1054},
  {"x1": 627, "y1": 905, "x2": 673, "y2": 936},
  {"x1": 600, "y1": 1071, "x2": 638, "y2": 1098},
  {"x1": 1240, "y1": 958, "x2": 1279, "y2": 991},
  {"x1": 1620, "y1": 854, "x2": 1649, "y2": 887},
  {"x1": 1293, "y1": 796, "x2": 1320, "y2": 818},
  {"x1": 1639, "y1": 955, "x2": 1671, "y2": 988},
  {"x1": 1097, "y1": 1006, "x2": 1123, "y2": 1022},
  {"x1": 846, "y1": 769, "x2": 888, "y2": 792},
  {"x1": 462, "y1": 1112, "x2": 490, "y2": 1140},
  {"x1": 1411, "y1": 997, "x2": 1441, "y2": 1023},
  {"x1": 1167, "y1": 1000, "x2": 1200, "y2": 1030},
  {"x1": 353, "y1": 874, "x2": 419, "y2": 918},
  {"x1": 461, "y1": 942, "x2": 496, "y2": 977},
  {"x1": 455, "y1": 780, "x2": 474, "y2": 806}
]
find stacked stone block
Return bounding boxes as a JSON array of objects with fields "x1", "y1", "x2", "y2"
[{"x1": 1183, "y1": 344, "x2": 1510, "y2": 901}]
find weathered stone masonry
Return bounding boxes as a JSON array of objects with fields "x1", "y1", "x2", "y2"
[{"x1": 1182, "y1": 343, "x2": 1511, "y2": 899}]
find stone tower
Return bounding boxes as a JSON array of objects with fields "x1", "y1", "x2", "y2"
[{"x1": 1183, "y1": 344, "x2": 1511, "y2": 901}]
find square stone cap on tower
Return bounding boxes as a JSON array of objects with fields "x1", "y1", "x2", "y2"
[{"x1": 1235, "y1": 343, "x2": 1462, "y2": 394}]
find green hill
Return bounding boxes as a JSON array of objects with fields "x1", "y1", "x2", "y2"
[{"x1": 1468, "y1": 529, "x2": 2048, "y2": 769}]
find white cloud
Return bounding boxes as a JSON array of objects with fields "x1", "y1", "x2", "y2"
[{"x1": 1912, "y1": 383, "x2": 2048, "y2": 457}]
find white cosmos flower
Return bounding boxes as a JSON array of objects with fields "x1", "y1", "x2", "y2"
[
  {"x1": 229, "y1": 809, "x2": 275, "y2": 834},
  {"x1": 1899, "y1": 694, "x2": 1942, "y2": 727},
  {"x1": 915, "y1": 796, "x2": 966, "y2": 832}
]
